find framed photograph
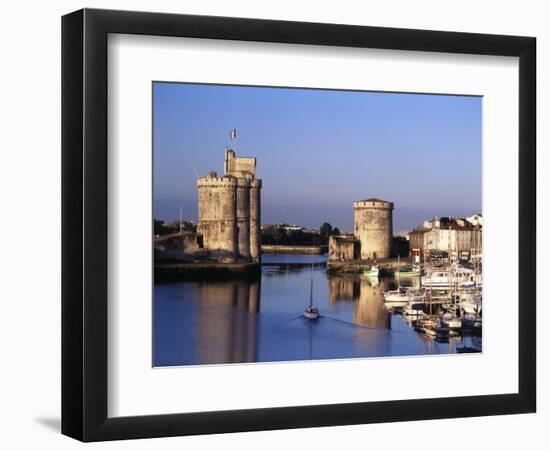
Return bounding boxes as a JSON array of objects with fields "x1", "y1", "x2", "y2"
[{"x1": 62, "y1": 8, "x2": 536, "y2": 441}]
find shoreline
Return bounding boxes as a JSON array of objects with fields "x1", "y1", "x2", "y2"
[
  {"x1": 261, "y1": 245, "x2": 326, "y2": 254},
  {"x1": 327, "y1": 256, "x2": 413, "y2": 274},
  {"x1": 154, "y1": 260, "x2": 261, "y2": 281}
]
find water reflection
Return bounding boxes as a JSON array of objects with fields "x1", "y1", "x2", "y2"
[
  {"x1": 327, "y1": 274, "x2": 391, "y2": 329},
  {"x1": 153, "y1": 254, "x2": 472, "y2": 367},
  {"x1": 195, "y1": 280, "x2": 260, "y2": 364}
]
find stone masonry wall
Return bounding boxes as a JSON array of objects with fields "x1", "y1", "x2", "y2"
[{"x1": 197, "y1": 176, "x2": 238, "y2": 261}]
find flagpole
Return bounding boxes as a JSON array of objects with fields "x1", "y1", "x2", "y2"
[{"x1": 229, "y1": 128, "x2": 237, "y2": 152}]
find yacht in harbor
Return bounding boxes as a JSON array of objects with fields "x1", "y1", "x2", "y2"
[
  {"x1": 384, "y1": 287, "x2": 425, "y2": 305},
  {"x1": 383, "y1": 287, "x2": 410, "y2": 307},
  {"x1": 421, "y1": 265, "x2": 482, "y2": 289}
]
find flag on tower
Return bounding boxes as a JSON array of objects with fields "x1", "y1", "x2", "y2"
[{"x1": 229, "y1": 129, "x2": 237, "y2": 140}]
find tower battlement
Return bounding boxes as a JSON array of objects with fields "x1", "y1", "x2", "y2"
[
  {"x1": 196, "y1": 175, "x2": 238, "y2": 188},
  {"x1": 353, "y1": 198, "x2": 394, "y2": 210}
]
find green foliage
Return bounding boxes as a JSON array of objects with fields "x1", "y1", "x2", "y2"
[
  {"x1": 319, "y1": 222, "x2": 340, "y2": 244},
  {"x1": 262, "y1": 226, "x2": 319, "y2": 246},
  {"x1": 153, "y1": 219, "x2": 197, "y2": 236},
  {"x1": 261, "y1": 222, "x2": 340, "y2": 246},
  {"x1": 319, "y1": 222, "x2": 333, "y2": 240},
  {"x1": 153, "y1": 219, "x2": 171, "y2": 236}
]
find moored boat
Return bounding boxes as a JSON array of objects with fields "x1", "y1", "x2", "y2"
[
  {"x1": 440, "y1": 312, "x2": 462, "y2": 329},
  {"x1": 415, "y1": 315, "x2": 438, "y2": 337},
  {"x1": 364, "y1": 265, "x2": 379, "y2": 277},
  {"x1": 395, "y1": 264, "x2": 422, "y2": 277},
  {"x1": 422, "y1": 265, "x2": 482, "y2": 289},
  {"x1": 403, "y1": 302, "x2": 423, "y2": 317},
  {"x1": 383, "y1": 287, "x2": 410, "y2": 307}
]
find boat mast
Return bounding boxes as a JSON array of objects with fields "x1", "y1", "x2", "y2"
[
  {"x1": 474, "y1": 223, "x2": 479, "y2": 289},
  {"x1": 448, "y1": 224, "x2": 453, "y2": 303},
  {"x1": 179, "y1": 205, "x2": 183, "y2": 234},
  {"x1": 309, "y1": 262, "x2": 314, "y2": 308},
  {"x1": 429, "y1": 285, "x2": 433, "y2": 318},
  {"x1": 397, "y1": 254, "x2": 401, "y2": 289}
]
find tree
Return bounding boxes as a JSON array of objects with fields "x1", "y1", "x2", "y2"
[
  {"x1": 153, "y1": 219, "x2": 171, "y2": 236},
  {"x1": 319, "y1": 222, "x2": 340, "y2": 244},
  {"x1": 319, "y1": 222, "x2": 334, "y2": 240}
]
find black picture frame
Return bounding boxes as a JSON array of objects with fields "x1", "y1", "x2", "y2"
[{"x1": 62, "y1": 8, "x2": 536, "y2": 442}]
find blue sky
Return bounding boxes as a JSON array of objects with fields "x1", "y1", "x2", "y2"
[{"x1": 153, "y1": 82, "x2": 481, "y2": 231}]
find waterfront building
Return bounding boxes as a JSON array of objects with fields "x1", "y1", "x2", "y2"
[
  {"x1": 409, "y1": 216, "x2": 482, "y2": 260},
  {"x1": 465, "y1": 214, "x2": 483, "y2": 227},
  {"x1": 328, "y1": 235, "x2": 360, "y2": 261}
]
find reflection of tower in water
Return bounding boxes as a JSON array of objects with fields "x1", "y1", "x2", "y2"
[
  {"x1": 328, "y1": 276, "x2": 359, "y2": 302},
  {"x1": 195, "y1": 280, "x2": 260, "y2": 364},
  {"x1": 327, "y1": 274, "x2": 390, "y2": 329},
  {"x1": 354, "y1": 278, "x2": 391, "y2": 329}
]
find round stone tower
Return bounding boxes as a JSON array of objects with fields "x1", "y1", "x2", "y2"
[
  {"x1": 249, "y1": 178, "x2": 262, "y2": 263},
  {"x1": 197, "y1": 172, "x2": 238, "y2": 261},
  {"x1": 353, "y1": 198, "x2": 394, "y2": 260}
]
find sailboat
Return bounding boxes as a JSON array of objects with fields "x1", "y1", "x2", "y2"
[
  {"x1": 304, "y1": 262, "x2": 320, "y2": 320},
  {"x1": 415, "y1": 286, "x2": 437, "y2": 337}
]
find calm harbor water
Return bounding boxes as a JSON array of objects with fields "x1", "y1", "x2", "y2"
[{"x1": 153, "y1": 254, "x2": 480, "y2": 367}]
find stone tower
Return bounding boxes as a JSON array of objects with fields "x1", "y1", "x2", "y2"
[
  {"x1": 197, "y1": 149, "x2": 262, "y2": 263},
  {"x1": 353, "y1": 198, "x2": 393, "y2": 259}
]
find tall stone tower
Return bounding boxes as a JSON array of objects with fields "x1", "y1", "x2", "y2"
[
  {"x1": 353, "y1": 198, "x2": 393, "y2": 259},
  {"x1": 197, "y1": 149, "x2": 262, "y2": 263}
]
